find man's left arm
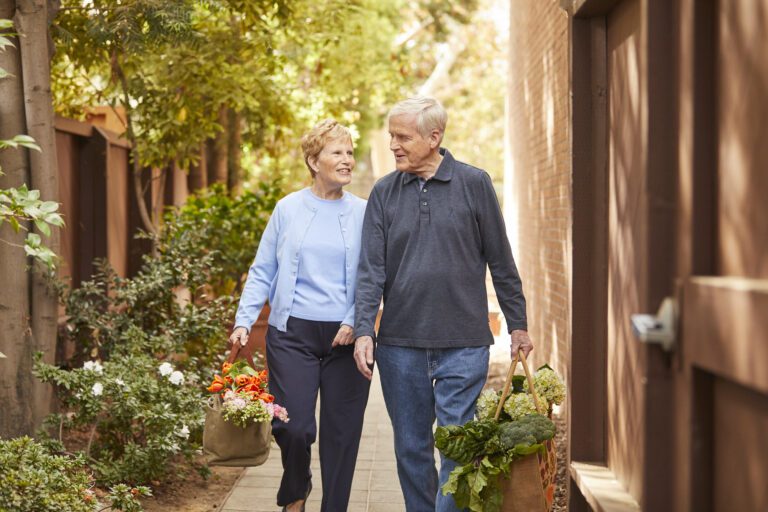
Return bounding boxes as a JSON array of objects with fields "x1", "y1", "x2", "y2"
[{"x1": 473, "y1": 172, "x2": 533, "y2": 357}]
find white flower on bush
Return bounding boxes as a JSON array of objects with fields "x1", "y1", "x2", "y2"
[
  {"x1": 115, "y1": 378, "x2": 126, "y2": 387},
  {"x1": 176, "y1": 425, "x2": 190, "y2": 439},
  {"x1": 169, "y1": 370, "x2": 184, "y2": 386},
  {"x1": 92, "y1": 382, "x2": 104, "y2": 396},
  {"x1": 83, "y1": 360, "x2": 103, "y2": 374},
  {"x1": 158, "y1": 362, "x2": 173, "y2": 376}
]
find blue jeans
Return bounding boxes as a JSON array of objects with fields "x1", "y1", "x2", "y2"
[{"x1": 377, "y1": 344, "x2": 490, "y2": 512}]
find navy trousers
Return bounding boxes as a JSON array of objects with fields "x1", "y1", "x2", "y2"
[{"x1": 266, "y1": 316, "x2": 370, "y2": 511}]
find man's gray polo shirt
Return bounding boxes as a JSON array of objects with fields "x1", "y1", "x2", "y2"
[{"x1": 354, "y1": 148, "x2": 527, "y2": 348}]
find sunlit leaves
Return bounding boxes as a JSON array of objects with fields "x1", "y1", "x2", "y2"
[
  {"x1": 0, "y1": 184, "x2": 65, "y2": 270},
  {"x1": 0, "y1": 134, "x2": 42, "y2": 152}
]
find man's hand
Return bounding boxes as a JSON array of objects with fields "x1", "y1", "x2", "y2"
[
  {"x1": 354, "y1": 336, "x2": 375, "y2": 380},
  {"x1": 332, "y1": 324, "x2": 355, "y2": 347},
  {"x1": 229, "y1": 326, "x2": 249, "y2": 347},
  {"x1": 511, "y1": 329, "x2": 534, "y2": 358}
]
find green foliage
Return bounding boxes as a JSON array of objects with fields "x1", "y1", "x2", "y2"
[
  {"x1": 0, "y1": 19, "x2": 64, "y2": 271},
  {"x1": 0, "y1": 437, "x2": 95, "y2": 512},
  {"x1": 104, "y1": 484, "x2": 152, "y2": 512},
  {"x1": 35, "y1": 178, "x2": 280, "y2": 486},
  {"x1": 0, "y1": 134, "x2": 42, "y2": 152},
  {"x1": 34, "y1": 354, "x2": 205, "y2": 486},
  {"x1": 156, "y1": 180, "x2": 282, "y2": 295},
  {"x1": 50, "y1": 0, "x2": 412, "y2": 183}
]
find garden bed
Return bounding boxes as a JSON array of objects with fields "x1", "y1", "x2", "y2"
[{"x1": 139, "y1": 460, "x2": 242, "y2": 512}]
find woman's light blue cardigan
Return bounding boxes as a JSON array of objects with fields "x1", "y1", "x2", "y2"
[{"x1": 234, "y1": 189, "x2": 367, "y2": 333}]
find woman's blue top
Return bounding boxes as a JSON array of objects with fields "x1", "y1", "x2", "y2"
[{"x1": 234, "y1": 188, "x2": 367, "y2": 332}]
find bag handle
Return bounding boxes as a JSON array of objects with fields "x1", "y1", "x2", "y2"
[
  {"x1": 226, "y1": 339, "x2": 257, "y2": 369},
  {"x1": 494, "y1": 349, "x2": 545, "y2": 421}
]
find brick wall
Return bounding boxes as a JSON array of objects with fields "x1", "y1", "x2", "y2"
[{"x1": 505, "y1": 0, "x2": 571, "y2": 386}]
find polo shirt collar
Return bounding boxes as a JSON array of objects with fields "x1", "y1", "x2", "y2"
[{"x1": 401, "y1": 148, "x2": 455, "y2": 185}]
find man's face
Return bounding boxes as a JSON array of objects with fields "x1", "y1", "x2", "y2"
[{"x1": 388, "y1": 114, "x2": 438, "y2": 173}]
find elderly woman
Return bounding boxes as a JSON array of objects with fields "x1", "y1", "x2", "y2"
[{"x1": 229, "y1": 119, "x2": 370, "y2": 512}]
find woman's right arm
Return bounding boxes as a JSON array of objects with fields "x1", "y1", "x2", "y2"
[{"x1": 231, "y1": 204, "x2": 281, "y2": 345}]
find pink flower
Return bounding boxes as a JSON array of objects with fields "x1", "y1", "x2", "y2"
[{"x1": 272, "y1": 404, "x2": 289, "y2": 422}]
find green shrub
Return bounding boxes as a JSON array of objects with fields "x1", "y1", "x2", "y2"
[
  {"x1": 157, "y1": 180, "x2": 282, "y2": 296},
  {"x1": 35, "y1": 180, "x2": 282, "y2": 487},
  {"x1": 0, "y1": 436, "x2": 94, "y2": 512},
  {"x1": 35, "y1": 354, "x2": 205, "y2": 486}
]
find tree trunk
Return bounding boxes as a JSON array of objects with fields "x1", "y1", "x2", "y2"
[
  {"x1": 188, "y1": 143, "x2": 208, "y2": 192},
  {"x1": 0, "y1": 2, "x2": 34, "y2": 437},
  {"x1": 16, "y1": 0, "x2": 60, "y2": 431},
  {"x1": 207, "y1": 105, "x2": 228, "y2": 186},
  {"x1": 226, "y1": 108, "x2": 242, "y2": 194}
]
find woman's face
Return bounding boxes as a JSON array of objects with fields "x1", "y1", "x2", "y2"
[{"x1": 311, "y1": 138, "x2": 355, "y2": 190}]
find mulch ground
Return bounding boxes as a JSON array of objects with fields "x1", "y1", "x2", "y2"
[{"x1": 139, "y1": 459, "x2": 242, "y2": 512}]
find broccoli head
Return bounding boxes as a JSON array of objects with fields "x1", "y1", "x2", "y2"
[{"x1": 498, "y1": 414, "x2": 555, "y2": 451}]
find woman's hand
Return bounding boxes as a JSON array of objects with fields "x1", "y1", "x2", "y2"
[
  {"x1": 230, "y1": 326, "x2": 249, "y2": 347},
  {"x1": 331, "y1": 324, "x2": 355, "y2": 347}
]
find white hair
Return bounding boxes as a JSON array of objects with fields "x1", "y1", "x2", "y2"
[{"x1": 388, "y1": 96, "x2": 448, "y2": 141}]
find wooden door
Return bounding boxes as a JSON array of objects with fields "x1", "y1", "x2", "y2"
[{"x1": 680, "y1": 1, "x2": 768, "y2": 510}]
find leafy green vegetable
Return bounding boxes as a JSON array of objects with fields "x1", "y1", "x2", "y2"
[
  {"x1": 436, "y1": 414, "x2": 557, "y2": 511},
  {"x1": 443, "y1": 454, "x2": 511, "y2": 512},
  {"x1": 435, "y1": 420, "x2": 499, "y2": 465}
]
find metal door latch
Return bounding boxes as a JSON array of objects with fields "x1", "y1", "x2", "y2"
[{"x1": 630, "y1": 297, "x2": 677, "y2": 351}]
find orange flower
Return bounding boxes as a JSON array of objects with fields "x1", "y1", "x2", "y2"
[
  {"x1": 242, "y1": 382, "x2": 261, "y2": 394},
  {"x1": 207, "y1": 375, "x2": 227, "y2": 393},
  {"x1": 259, "y1": 392, "x2": 275, "y2": 403},
  {"x1": 234, "y1": 374, "x2": 250, "y2": 387},
  {"x1": 222, "y1": 362, "x2": 233, "y2": 375},
  {"x1": 225, "y1": 375, "x2": 233, "y2": 384},
  {"x1": 259, "y1": 369, "x2": 268, "y2": 381}
]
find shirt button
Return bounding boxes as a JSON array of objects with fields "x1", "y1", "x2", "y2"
[
  {"x1": 422, "y1": 201, "x2": 428, "y2": 206},
  {"x1": 422, "y1": 188, "x2": 427, "y2": 193}
]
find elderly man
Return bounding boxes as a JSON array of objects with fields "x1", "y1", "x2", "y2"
[{"x1": 353, "y1": 96, "x2": 533, "y2": 512}]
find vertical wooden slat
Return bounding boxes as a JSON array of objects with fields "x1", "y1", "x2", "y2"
[
  {"x1": 78, "y1": 131, "x2": 108, "y2": 283},
  {"x1": 570, "y1": 14, "x2": 609, "y2": 465}
]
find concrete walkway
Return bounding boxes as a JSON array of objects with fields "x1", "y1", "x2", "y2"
[{"x1": 220, "y1": 369, "x2": 405, "y2": 512}]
